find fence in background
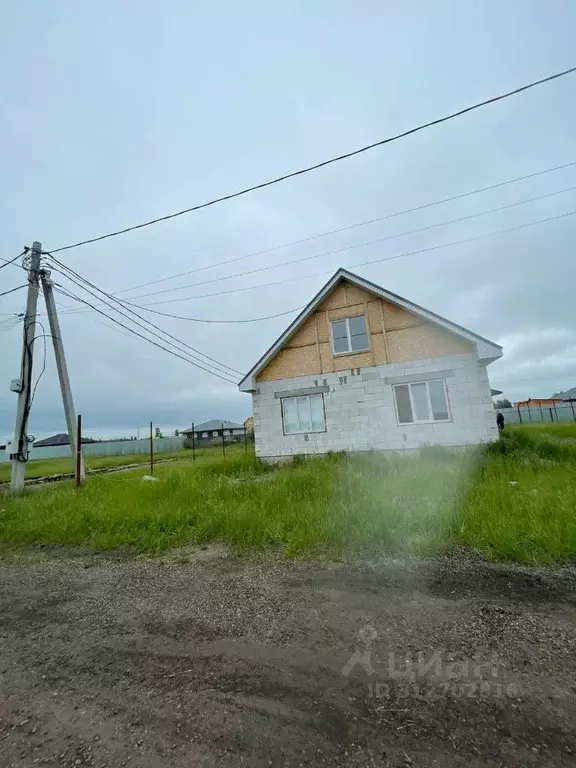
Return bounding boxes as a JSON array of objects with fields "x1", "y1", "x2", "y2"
[
  {"x1": 0, "y1": 435, "x2": 186, "y2": 463},
  {"x1": 497, "y1": 402, "x2": 576, "y2": 425}
]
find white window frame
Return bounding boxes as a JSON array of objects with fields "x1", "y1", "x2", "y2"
[
  {"x1": 330, "y1": 314, "x2": 370, "y2": 355},
  {"x1": 281, "y1": 393, "x2": 326, "y2": 435},
  {"x1": 393, "y1": 379, "x2": 451, "y2": 425},
  {"x1": 202, "y1": 432, "x2": 208, "y2": 438}
]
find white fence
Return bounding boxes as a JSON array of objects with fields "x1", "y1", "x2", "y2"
[
  {"x1": 1, "y1": 436, "x2": 186, "y2": 463},
  {"x1": 497, "y1": 403, "x2": 576, "y2": 425}
]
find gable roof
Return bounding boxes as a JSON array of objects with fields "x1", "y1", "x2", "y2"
[
  {"x1": 181, "y1": 420, "x2": 244, "y2": 434},
  {"x1": 238, "y1": 268, "x2": 502, "y2": 392},
  {"x1": 34, "y1": 433, "x2": 97, "y2": 447}
]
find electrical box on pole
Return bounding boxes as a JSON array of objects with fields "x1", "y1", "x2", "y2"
[{"x1": 10, "y1": 242, "x2": 42, "y2": 492}]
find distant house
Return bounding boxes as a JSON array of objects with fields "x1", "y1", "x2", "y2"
[
  {"x1": 243, "y1": 416, "x2": 254, "y2": 434},
  {"x1": 238, "y1": 268, "x2": 502, "y2": 460},
  {"x1": 180, "y1": 420, "x2": 244, "y2": 441},
  {"x1": 553, "y1": 386, "x2": 576, "y2": 402},
  {"x1": 513, "y1": 398, "x2": 564, "y2": 408},
  {"x1": 33, "y1": 433, "x2": 97, "y2": 448}
]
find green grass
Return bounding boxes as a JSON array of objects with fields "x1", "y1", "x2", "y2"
[
  {"x1": 0, "y1": 445, "x2": 242, "y2": 484},
  {"x1": 0, "y1": 426, "x2": 575, "y2": 564}
]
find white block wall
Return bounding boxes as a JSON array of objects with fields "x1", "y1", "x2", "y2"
[{"x1": 251, "y1": 352, "x2": 498, "y2": 460}]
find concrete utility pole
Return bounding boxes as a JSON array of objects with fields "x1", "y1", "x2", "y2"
[
  {"x1": 40, "y1": 270, "x2": 85, "y2": 480},
  {"x1": 10, "y1": 242, "x2": 42, "y2": 491}
]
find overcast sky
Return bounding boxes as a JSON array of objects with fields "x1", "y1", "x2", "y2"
[{"x1": 1, "y1": 1, "x2": 575, "y2": 440}]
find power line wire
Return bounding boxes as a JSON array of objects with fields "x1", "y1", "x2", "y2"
[
  {"x1": 124, "y1": 184, "x2": 576, "y2": 301},
  {"x1": 117, "y1": 302, "x2": 307, "y2": 323},
  {"x1": 53, "y1": 286, "x2": 238, "y2": 385},
  {"x1": 52, "y1": 196, "x2": 576, "y2": 318},
  {"x1": 52, "y1": 274, "x2": 242, "y2": 380},
  {"x1": 116, "y1": 159, "x2": 576, "y2": 296},
  {"x1": 46, "y1": 259, "x2": 243, "y2": 377},
  {"x1": 48, "y1": 260, "x2": 244, "y2": 376},
  {"x1": 128, "y1": 207, "x2": 576, "y2": 307},
  {"x1": 0, "y1": 284, "x2": 28, "y2": 298},
  {"x1": 48, "y1": 66, "x2": 576, "y2": 255},
  {"x1": 0, "y1": 248, "x2": 28, "y2": 271}
]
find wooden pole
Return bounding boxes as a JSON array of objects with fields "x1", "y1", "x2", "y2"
[
  {"x1": 149, "y1": 421, "x2": 154, "y2": 475},
  {"x1": 75, "y1": 414, "x2": 82, "y2": 489},
  {"x1": 191, "y1": 422, "x2": 196, "y2": 463},
  {"x1": 221, "y1": 422, "x2": 226, "y2": 458}
]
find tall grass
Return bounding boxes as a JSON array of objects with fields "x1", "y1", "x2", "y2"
[{"x1": 1, "y1": 426, "x2": 575, "y2": 564}]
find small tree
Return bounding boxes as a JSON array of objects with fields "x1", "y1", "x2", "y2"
[
  {"x1": 174, "y1": 429, "x2": 180, "y2": 437},
  {"x1": 154, "y1": 427, "x2": 163, "y2": 439},
  {"x1": 494, "y1": 398, "x2": 512, "y2": 409}
]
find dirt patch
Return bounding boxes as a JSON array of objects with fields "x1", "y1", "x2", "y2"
[{"x1": 0, "y1": 552, "x2": 575, "y2": 767}]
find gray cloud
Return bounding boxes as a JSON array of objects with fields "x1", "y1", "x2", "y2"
[{"x1": 2, "y1": 1, "x2": 576, "y2": 440}]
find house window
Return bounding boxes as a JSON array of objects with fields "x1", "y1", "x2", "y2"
[
  {"x1": 282, "y1": 394, "x2": 326, "y2": 434},
  {"x1": 330, "y1": 315, "x2": 369, "y2": 354},
  {"x1": 212, "y1": 431, "x2": 218, "y2": 437},
  {"x1": 393, "y1": 379, "x2": 450, "y2": 424},
  {"x1": 202, "y1": 432, "x2": 208, "y2": 438}
]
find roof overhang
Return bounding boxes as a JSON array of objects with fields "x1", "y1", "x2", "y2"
[{"x1": 238, "y1": 268, "x2": 503, "y2": 392}]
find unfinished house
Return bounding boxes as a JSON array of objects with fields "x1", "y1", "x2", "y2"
[{"x1": 238, "y1": 268, "x2": 503, "y2": 460}]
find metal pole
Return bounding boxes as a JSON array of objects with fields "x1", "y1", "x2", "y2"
[
  {"x1": 517, "y1": 406, "x2": 523, "y2": 424},
  {"x1": 75, "y1": 414, "x2": 82, "y2": 488},
  {"x1": 549, "y1": 407, "x2": 554, "y2": 423},
  {"x1": 244, "y1": 424, "x2": 247, "y2": 453},
  {"x1": 527, "y1": 402, "x2": 533, "y2": 422},
  {"x1": 10, "y1": 242, "x2": 42, "y2": 492},
  {"x1": 571, "y1": 400, "x2": 576, "y2": 422},
  {"x1": 40, "y1": 270, "x2": 85, "y2": 480},
  {"x1": 539, "y1": 402, "x2": 544, "y2": 422},
  {"x1": 191, "y1": 422, "x2": 196, "y2": 463},
  {"x1": 221, "y1": 422, "x2": 226, "y2": 457},
  {"x1": 553, "y1": 402, "x2": 559, "y2": 423},
  {"x1": 149, "y1": 421, "x2": 154, "y2": 475}
]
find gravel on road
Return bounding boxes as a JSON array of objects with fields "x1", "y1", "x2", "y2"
[{"x1": 0, "y1": 548, "x2": 575, "y2": 767}]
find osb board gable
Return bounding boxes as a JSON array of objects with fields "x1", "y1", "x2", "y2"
[
  {"x1": 384, "y1": 301, "x2": 421, "y2": 330},
  {"x1": 387, "y1": 324, "x2": 472, "y2": 362},
  {"x1": 257, "y1": 345, "x2": 320, "y2": 381},
  {"x1": 256, "y1": 278, "x2": 474, "y2": 381}
]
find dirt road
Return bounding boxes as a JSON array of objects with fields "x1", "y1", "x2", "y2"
[{"x1": 0, "y1": 550, "x2": 575, "y2": 767}]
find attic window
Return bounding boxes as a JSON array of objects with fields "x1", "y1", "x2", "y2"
[{"x1": 330, "y1": 315, "x2": 369, "y2": 354}]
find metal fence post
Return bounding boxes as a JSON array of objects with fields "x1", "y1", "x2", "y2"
[
  {"x1": 221, "y1": 422, "x2": 226, "y2": 458},
  {"x1": 553, "y1": 402, "x2": 559, "y2": 422},
  {"x1": 75, "y1": 414, "x2": 82, "y2": 489},
  {"x1": 549, "y1": 407, "x2": 554, "y2": 422},
  {"x1": 517, "y1": 406, "x2": 522, "y2": 424},
  {"x1": 571, "y1": 401, "x2": 576, "y2": 422},
  {"x1": 244, "y1": 424, "x2": 247, "y2": 453},
  {"x1": 149, "y1": 421, "x2": 154, "y2": 475},
  {"x1": 539, "y1": 402, "x2": 544, "y2": 422},
  {"x1": 191, "y1": 422, "x2": 196, "y2": 463}
]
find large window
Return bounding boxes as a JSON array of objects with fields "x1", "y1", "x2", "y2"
[
  {"x1": 393, "y1": 379, "x2": 450, "y2": 424},
  {"x1": 282, "y1": 394, "x2": 326, "y2": 434},
  {"x1": 330, "y1": 315, "x2": 369, "y2": 354}
]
